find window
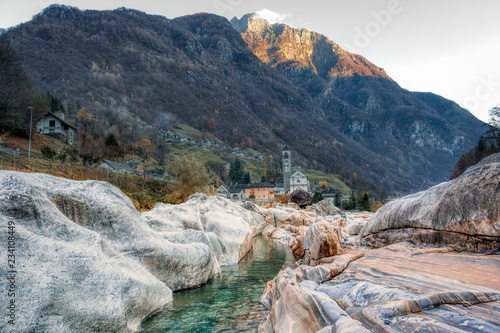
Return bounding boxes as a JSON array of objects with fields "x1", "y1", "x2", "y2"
[
  {"x1": 263, "y1": 195, "x2": 266, "y2": 198},
  {"x1": 49, "y1": 120, "x2": 56, "y2": 127}
]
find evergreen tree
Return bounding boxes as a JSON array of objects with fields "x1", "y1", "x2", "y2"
[
  {"x1": 452, "y1": 105, "x2": 500, "y2": 179},
  {"x1": 261, "y1": 175, "x2": 266, "y2": 183},
  {"x1": 360, "y1": 193, "x2": 371, "y2": 212},
  {"x1": 334, "y1": 192, "x2": 341, "y2": 208},
  {"x1": 312, "y1": 191, "x2": 324, "y2": 204},
  {"x1": 344, "y1": 192, "x2": 357, "y2": 210},
  {"x1": 229, "y1": 157, "x2": 245, "y2": 184},
  {"x1": 243, "y1": 172, "x2": 251, "y2": 184}
]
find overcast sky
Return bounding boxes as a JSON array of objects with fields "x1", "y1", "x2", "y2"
[{"x1": 1, "y1": 0, "x2": 499, "y2": 122}]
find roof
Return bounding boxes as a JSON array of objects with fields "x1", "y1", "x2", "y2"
[
  {"x1": 243, "y1": 182, "x2": 276, "y2": 189},
  {"x1": 145, "y1": 169, "x2": 166, "y2": 177},
  {"x1": 43, "y1": 112, "x2": 77, "y2": 130},
  {"x1": 102, "y1": 159, "x2": 135, "y2": 173},
  {"x1": 228, "y1": 187, "x2": 245, "y2": 193},
  {"x1": 291, "y1": 169, "x2": 307, "y2": 177}
]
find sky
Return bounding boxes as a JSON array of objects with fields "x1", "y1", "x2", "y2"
[{"x1": 1, "y1": 0, "x2": 499, "y2": 122}]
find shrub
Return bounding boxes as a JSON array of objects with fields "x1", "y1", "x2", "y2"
[{"x1": 41, "y1": 145, "x2": 56, "y2": 159}]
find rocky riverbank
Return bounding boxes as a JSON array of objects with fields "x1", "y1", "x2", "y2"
[
  {"x1": 0, "y1": 171, "x2": 263, "y2": 333},
  {"x1": 258, "y1": 154, "x2": 500, "y2": 332},
  {"x1": 1, "y1": 153, "x2": 498, "y2": 333}
]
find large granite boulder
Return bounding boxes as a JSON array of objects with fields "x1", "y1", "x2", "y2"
[
  {"x1": 290, "y1": 189, "x2": 313, "y2": 208},
  {"x1": 303, "y1": 221, "x2": 342, "y2": 265},
  {"x1": 360, "y1": 153, "x2": 500, "y2": 251},
  {"x1": 143, "y1": 193, "x2": 264, "y2": 268},
  {"x1": 307, "y1": 198, "x2": 340, "y2": 217},
  {"x1": 0, "y1": 171, "x2": 262, "y2": 333}
]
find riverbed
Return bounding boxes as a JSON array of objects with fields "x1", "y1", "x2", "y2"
[{"x1": 141, "y1": 236, "x2": 296, "y2": 332}]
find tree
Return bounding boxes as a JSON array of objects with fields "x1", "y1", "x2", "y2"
[
  {"x1": 76, "y1": 107, "x2": 94, "y2": 149},
  {"x1": 360, "y1": 193, "x2": 371, "y2": 212},
  {"x1": 489, "y1": 105, "x2": 500, "y2": 129},
  {"x1": 312, "y1": 191, "x2": 324, "y2": 204},
  {"x1": 486, "y1": 105, "x2": 500, "y2": 149},
  {"x1": 164, "y1": 154, "x2": 211, "y2": 203},
  {"x1": 344, "y1": 192, "x2": 357, "y2": 210},
  {"x1": 243, "y1": 172, "x2": 251, "y2": 184},
  {"x1": 139, "y1": 138, "x2": 156, "y2": 160},
  {"x1": 0, "y1": 37, "x2": 44, "y2": 135},
  {"x1": 229, "y1": 157, "x2": 244, "y2": 184},
  {"x1": 260, "y1": 175, "x2": 267, "y2": 183},
  {"x1": 334, "y1": 192, "x2": 342, "y2": 208},
  {"x1": 105, "y1": 133, "x2": 119, "y2": 147},
  {"x1": 319, "y1": 181, "x2": 328, "y2": 192},
  {"x1": 41, "y1": 145, "x2": 56, "y2": 159},
  {"x1": 452, "y1": 105, "x2": 500, "y2": 179}
]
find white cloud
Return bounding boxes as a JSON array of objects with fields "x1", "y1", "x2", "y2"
[{"x1": 255, "y1": 8, "x2": 291, "y2": 24}]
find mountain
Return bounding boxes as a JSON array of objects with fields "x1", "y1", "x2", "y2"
[
  {"x1": 1, "y1": 5, "x2": 485, "y2": 194},
  {"x1": 231, "y1": 14, "x2": 486, "y2": 188}
]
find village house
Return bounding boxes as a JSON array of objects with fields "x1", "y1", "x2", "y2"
[
  {"x1": 244, "y1": 183, "x2": 275, "y2": 201},
  {"x1": 216, "y1": 185, "x2": 246, "y2": 200},
  {"x1": 216, "y1": 185, "x2": 229, "y2": 197},
  {"x1": 36, "y1": 112, "x2": 76, "y2": 145},
  {"x1": 144, "y1": 169, "x2": 167, "y2": 180},
  {"x1": 98, "y1": 159, "x2": 135, "y2": 174},
  {"x1": 273, "y1": 183, "x2": 285, "y2": 196},
  {"x1": 228, "y1": 187, "x2": 246, "y2": 200}
]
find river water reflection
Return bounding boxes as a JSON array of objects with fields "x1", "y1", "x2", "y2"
[{"x1": 141, "y1": 236, "x2": 296, "y2": 332}]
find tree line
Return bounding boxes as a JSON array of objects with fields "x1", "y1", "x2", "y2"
[{"x1": 452, "y1": 105, "x2": 500, "y2": 179}]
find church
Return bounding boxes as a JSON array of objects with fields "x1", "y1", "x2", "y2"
[{"x1": 282, "y1": 147, "x2": 310, "y2": 193}]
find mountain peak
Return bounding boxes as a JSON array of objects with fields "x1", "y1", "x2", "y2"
[
  {"x1": 231, "y1": 13, "x2": 390, "y2": 80},
  {"x1": 230, "y1": 13, "x2": 271, "y2": 33}
]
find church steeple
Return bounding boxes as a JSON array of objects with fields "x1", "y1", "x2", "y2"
[{"x1": 282, "y1": 147, "x2": 291, "y2": 193}]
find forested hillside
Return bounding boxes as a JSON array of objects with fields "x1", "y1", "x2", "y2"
[{"x1": 1, "y1": 5, "x2": 486, "y2": 194}]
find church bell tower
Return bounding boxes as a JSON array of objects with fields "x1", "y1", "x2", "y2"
[{"x1": 282, "y1": 147, "x2": 291, "y2": 193}]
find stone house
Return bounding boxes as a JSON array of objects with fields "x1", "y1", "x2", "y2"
[
  {"x1": 36, "y1": 112, "x2": 76, "y2": 145},
  {"x1": 216, "y1": 185, "x2": 246, "y2": 200},
  {"x1": 228, "y1": 187, "x2": 246, "y2": 200},
  {"x1": 99, "y1": 159, "x2": 135, "y2": 174},
  {"x1": 216, "y1": 185, "x2": 230, "y2": 197}
]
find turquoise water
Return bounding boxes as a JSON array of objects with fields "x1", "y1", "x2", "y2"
[{"x1": 141, "y1": 237, "x2": 296, "y2": 332}]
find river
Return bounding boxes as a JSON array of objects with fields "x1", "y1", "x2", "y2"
[{"x1": 141, "y1": 236, "x2": 296, "y2": 332}]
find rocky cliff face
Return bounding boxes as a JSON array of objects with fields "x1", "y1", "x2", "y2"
[
  {"x1": 360, "y1": 153, "x2": 500, "y2": 251},
  {"x1": 231, "y1": 14, "x2": 390, "y2": 80},
  {"x1": 0, "y1": 171, "x2": 262, "y2": 332}
]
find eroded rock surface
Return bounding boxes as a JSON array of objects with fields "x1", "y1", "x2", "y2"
[
  {"x1": 143, "y1": 193, "x2": 263, "y2": 268},
  {"x1": 260, "y1": 243, "x2": 500, "y2": 332},
  {"x1": 360, "y1": 153, "x2": 500, "y2": 251},
  {"x1": 0, "y1": 171, "x2": 262, "y2": 333},
  {"x1": 303, "y1": 221, "x2": 342, "y2": 265}
]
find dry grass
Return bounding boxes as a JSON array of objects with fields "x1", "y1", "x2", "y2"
[
  {"x1": 1, "y1": 132, "x2": 68, "y2": 155},
  {"x1": 0, "y1": 156, "x2": 172, "y2": 210}
]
